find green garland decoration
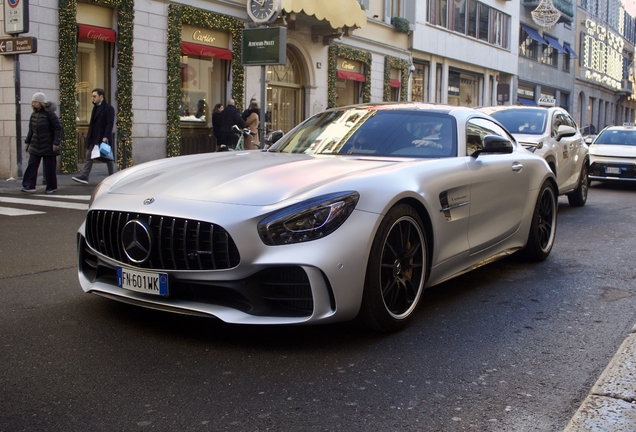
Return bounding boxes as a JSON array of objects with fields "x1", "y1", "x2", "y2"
[
  {"x1": 166, "y1": 5, "x2": 244, "y2": 157},
  {"x1": 383, "y1": 56, "x2": 410, "y2": 102},
  {"x1": 58, "y1": 0, "x2": 134, "y2": 173},
  {"x1": 327, "y1": 44, "x2": 371, "y2": 109}
]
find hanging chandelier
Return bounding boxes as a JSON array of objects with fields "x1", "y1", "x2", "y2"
[{"x1": 531, "y1": 0, "x2": 562, "y2": 29}]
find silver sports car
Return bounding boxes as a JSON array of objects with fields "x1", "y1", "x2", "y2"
[{"x1": 78, "y1": 103, "x2": 558, "y2": 331}]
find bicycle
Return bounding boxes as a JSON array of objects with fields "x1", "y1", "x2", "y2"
[{"x1": 217, "y1": 125, "x2": 252, "y2": 152}]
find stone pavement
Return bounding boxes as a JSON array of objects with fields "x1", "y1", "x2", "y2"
[
  {"x1": 1, "y1": 162, "x2": 110, "y2": 194},
  {"x1": 2, "y1": 162, "x2": 635, "y2": 431},
  {"x1": 564, "y1": 323, "x2": 636, "y2": 431}
]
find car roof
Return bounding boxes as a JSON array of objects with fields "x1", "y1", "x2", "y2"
[
  {"x1": 331, "y1": 102, "x2": 486, "y2": 117},
  {"x1": 477, "y1": 105, "x2": 562, "y2": 115},
  {"x1": 598, "y1": 125, "x2": 636, "y2": 132}
]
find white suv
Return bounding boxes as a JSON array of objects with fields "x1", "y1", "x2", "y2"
[{"x1": 479, "y1": 103, "x2": 589, "y2": 207}]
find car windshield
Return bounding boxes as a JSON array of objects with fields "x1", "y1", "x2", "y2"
[
  {"x1": 594, "y1": 129, "x2": 636, "y2": 146},
  {"x1": 490, "y1": 109, "x2": 547, "y2": 135},
  {"x1": 269, "y1": 108, "x2": 457, "y2": 158}
]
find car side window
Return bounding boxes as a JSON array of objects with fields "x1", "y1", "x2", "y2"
[
  {"x1": 564, "y1": 113, "x2": 577, "y2": 129},
  {"x1": 466, "y1": 118, "x2": 513, "y2": 156},
  {"x1": 552, "y1": 113, "x2": 564, "y2": 137}
]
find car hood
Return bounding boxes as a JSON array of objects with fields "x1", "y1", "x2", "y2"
[
  {"x1": 512, "y1": 133, "x2": 546, "y2": 146},
  {"x1": 590, "y1": 144, "x2": 636, "y2": 158},
  {"x1": 104, "y1": 151, "x2": 403, "y2": 206}
]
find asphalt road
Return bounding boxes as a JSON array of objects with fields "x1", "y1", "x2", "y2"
[{"x1": 1, "y1": 182, "x2": 635, "y2": 431}]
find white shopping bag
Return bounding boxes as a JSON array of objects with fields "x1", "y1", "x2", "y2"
[{"x1": 91, "y1": 144, "x2": 101, "y2": 159}]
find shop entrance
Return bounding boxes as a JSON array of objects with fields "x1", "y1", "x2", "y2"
[{"x1": 266, "y1": 49, "x2": 305, "y2": 134}]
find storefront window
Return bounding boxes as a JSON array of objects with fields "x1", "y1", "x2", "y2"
[
  {"x1": 335, "y1": 58, "x2": 365, "y2": 108},
  {"x1": 448, "y1": 71, "x2": 479, "y2": 107},
  {"x1": 77, "y1": 38, "x2": 110, "y2": 124},
  {"x1": 411, "y1": 63, "x2": 428, "y2": 102},
  {"x1": 179, "y1": 54, "x2": 227, "y2": 127}
]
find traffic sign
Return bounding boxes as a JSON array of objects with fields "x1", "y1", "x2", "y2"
[
  {"x1": 0, "y1": 37, "x2": 37, "y2": 55},
  {"x1": 3, "y1": 0, "x2": 29, "y2": 34}
]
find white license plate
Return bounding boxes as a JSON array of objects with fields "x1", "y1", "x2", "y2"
[
  {"x1": 117, "y1": 267, "x2": 168, "y2": 296},
  {"x1": 605, "y1": 167, "x2": 622, "y2": 174}
]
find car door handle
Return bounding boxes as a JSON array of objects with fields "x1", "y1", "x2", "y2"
[{"x1": 512, "y1": 162, "x2": 523, "y2": 172}]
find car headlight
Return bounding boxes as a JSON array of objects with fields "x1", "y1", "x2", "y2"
[{"x1": 258, "y1": 192, "x2": 359, "y2": 246}]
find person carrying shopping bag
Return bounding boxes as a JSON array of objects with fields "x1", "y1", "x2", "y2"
[
  {"x1": 72, "y1": 88, "x2": 115, "y2": 184},
  {"x1": 21, "y1": 92, "x2": 63, "y2": 194}
]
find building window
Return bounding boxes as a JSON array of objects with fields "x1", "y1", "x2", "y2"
[
  {"x1": 454, "y1": 0, "x2": 466, "y2": 34},
  {"x1": 390, "y1": 0, "x2": 402, "y2": 17},
  {"x1": 411, "y1": 63, "x2": 428, "y2": 102},
  {"x1": 430, "y1": 0, "x2": 508, "y2": 48},
  {"x1": 519, "y1": 26, "x2": 539, "y2": 60},
  {"x1": 563, "y1": 43, "x2": 572, "y2": 72},
  {"x1": 541, "y1": 44, "x2": 557, "y2": 67}
]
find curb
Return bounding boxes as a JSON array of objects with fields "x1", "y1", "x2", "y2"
[{"x1": 563, "y1": 323, "x2": 636, "y2": 431}]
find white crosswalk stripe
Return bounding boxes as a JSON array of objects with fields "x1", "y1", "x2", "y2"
[
  {"x1": 0, "y1": 206, "x2": 45, "y2": 216},
  {"x1": 0, "y1": 195, "x2": 90, "y2": 216}
]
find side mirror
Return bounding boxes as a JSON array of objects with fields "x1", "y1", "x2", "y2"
[
  {"x1": 584, "y1": 136, "x2": 595, "y2": 145},
  {"x1": 471, "y1": 135, "x2": 514, "y2": 158},
  {"x1": 267, "y1": 130, "x2": 284, "y2": 145},
  {"x1": 556, "y1": 125, "x2": 576, "y2": 141}
]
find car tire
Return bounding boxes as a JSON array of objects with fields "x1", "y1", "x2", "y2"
[
  {"x1": 358, "y1": 204, "x2": 427, "y2": 332},
  {"x1": 521, "y1": 181, "x2": 557, "y2": 262},
  {"x1": 567, "y1": 164, "x2": 588, "y2": 207}
]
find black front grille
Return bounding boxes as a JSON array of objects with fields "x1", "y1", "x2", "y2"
[
  {"x1": 85, "y1": 210, "x2": 240, "y2": 270},
  {"x1": 590, "y1": 162, "x2": 636, "y2": 179}
]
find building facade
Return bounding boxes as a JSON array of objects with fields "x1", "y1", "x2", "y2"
[
  {"x1": 1, "y1": 0, "x2": 635, "y2": 179},
  {"x1": 573, "y1": 0, "x2": 636, "y2": 132}
]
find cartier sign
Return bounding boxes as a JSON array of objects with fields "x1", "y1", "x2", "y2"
[
  {"x1": 338, "y1": 59, "x2": 361, "y2": 73},
  {"x1": 182, "y1": 25, "x2": 228, "y2": 49}
]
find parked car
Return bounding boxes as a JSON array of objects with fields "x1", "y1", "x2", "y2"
[
  {"x1": 478, "y1": 103, "x2": 589, "y2": 206},
  {"x1": 588, "y1": 124, "x2": 636, "y2": 183},
  {"x1": 77, "y1": 103, "x2": 557, "y2": 332}
]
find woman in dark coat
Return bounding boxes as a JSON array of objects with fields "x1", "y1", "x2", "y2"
[{"x1": 22, "y1": 92, "x2": 63, "y2": 193}]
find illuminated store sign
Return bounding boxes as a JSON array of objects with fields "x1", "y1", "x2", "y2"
[{"x1": 581, "y1": 19, "x2": 623, "y2": 90}]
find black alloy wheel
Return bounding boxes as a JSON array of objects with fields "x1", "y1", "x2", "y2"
[
  {"x1": 359, "y1": 204, "x2": 427, "y2": 332},
  {"x1": 522, "y1": 181, "x2": 557, "y2": 261}
]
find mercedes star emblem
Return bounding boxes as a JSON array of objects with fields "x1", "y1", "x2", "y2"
[{"x1": 121, "y1": 219, "x2": 153, "y2": 264}]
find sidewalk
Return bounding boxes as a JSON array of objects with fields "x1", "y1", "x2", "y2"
[
  {"x1": 564, "y1": 323, "x2": 636, "y2": 431},
  {"x1": 1, "y1": 162, "x2": 110, "y2": 194},
  {"x1": 2, "y1": 162, "x2": 635, "y2": 431}
]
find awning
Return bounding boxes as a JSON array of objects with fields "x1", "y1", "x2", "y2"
[
  {"x1": 282, "y1": 0, "x2": 367, "y2": 29},
  {"x1": 564, "y1": 44, "x2": 579, "y2": 59},
  {"x1": 78, "y1": 24, "x2": 116, "y2": 43},
  {"x1": 181, "y1": 41, "x2": 232, "y2": 60},
  {"x1": 518, "y1": 97, "x2": 537, "y2": 106},
  {"x1": 390, "y1": 79, "x2": 401, "y2": 88},
  {"x1": 543, "y1": 35, "x2": 567, "y2": 53},
  {"x1": 520, "y1": 23, "x2": 547, "y2": 45},
  {"x1": 338, "y1": 70, "x2": 365, "y2": 82}
]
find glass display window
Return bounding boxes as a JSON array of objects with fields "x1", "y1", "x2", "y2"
[{"x1": 180, "y1": 54, "x2": 227, "y2": 128}]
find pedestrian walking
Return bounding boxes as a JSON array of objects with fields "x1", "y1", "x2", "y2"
[
  {"x1": 211, "y1": 103, "x2": 224, "y2": 149},
  {"x1": 21, "y1": 92, "x2": 63, "y2": 194},
  {"x1": 242, "y1": 97, "x2": 257, "y2": 120},
  {"x1": 72, "y1": 88, "x2": 115, "y2": 184},
  {"x1": 244, "y1": 101, "x2": 260, "y2": 149},
  {"x1": 217, "y1": 99, "x2": 245, "y2": 149}
]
